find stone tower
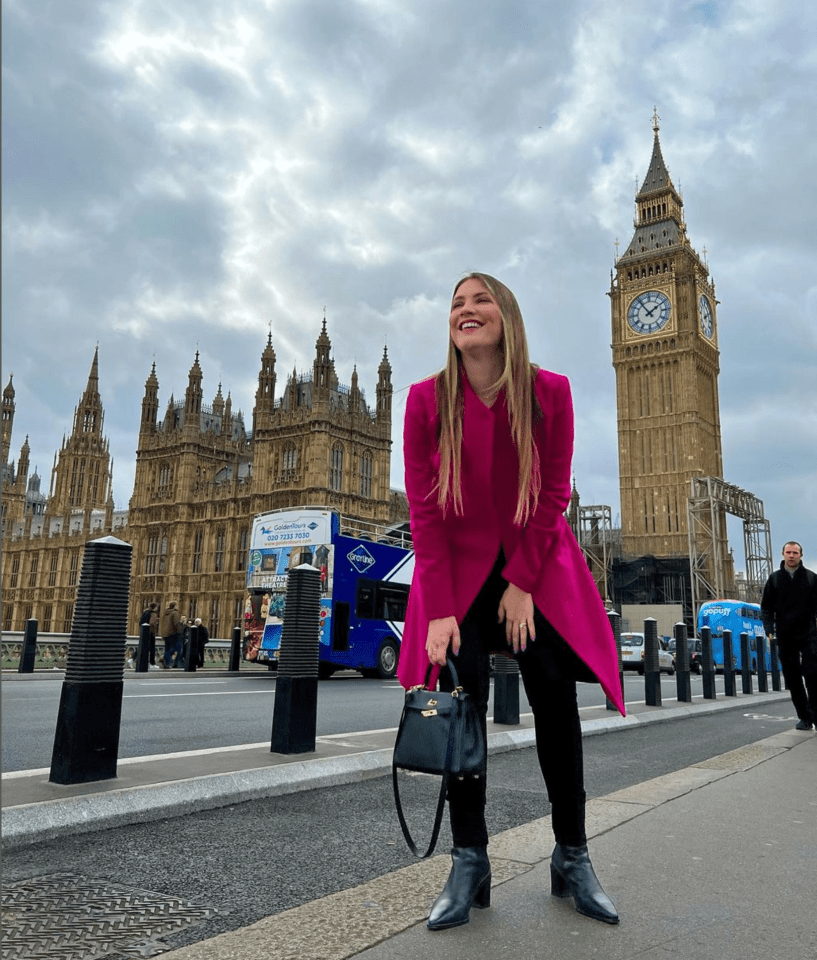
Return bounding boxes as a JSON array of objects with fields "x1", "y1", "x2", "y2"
[
  {"x1": 609, "y1": 112, "x2": 725, "y2": 559},
  {"x1": 2, "y1": 374, "x2": 15, "y2": 467},
  {"x1": 48, "y1": 347, "x2": 113, "y2": 515}
]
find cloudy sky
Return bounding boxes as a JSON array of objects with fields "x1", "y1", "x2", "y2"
[{"x1": 3, "y1": 0, "x2": 816, "y2": 570}]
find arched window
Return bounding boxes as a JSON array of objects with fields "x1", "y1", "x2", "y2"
[
  {"x1": 360, "y1": 451, "x2": 373, "y2": 498},
  {"x1": 280, "y1": 442, "x2": 298, "y2": 480},
  {"x1": 214, "y1": 528, "x2": 226, "y2": 572},
  {"x1": 330, "y1": 443, "x2": 344, "y2": 491},
  {"x1": 193, "y1": 529, "x2": 203, "y2": 573},
  {"x1": 158, "y1": 462, "x2": 174, "y2": 495}
]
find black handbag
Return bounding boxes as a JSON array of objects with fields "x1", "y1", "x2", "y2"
[{"x1": 392, "y1": 658, "x2": 486, "y2": 859}]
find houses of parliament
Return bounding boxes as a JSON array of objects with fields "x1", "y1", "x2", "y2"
[{"x1": 1, "y1": 322, "x2": 408, "y2": 637}]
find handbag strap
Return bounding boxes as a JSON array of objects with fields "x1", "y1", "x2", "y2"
[
  {"x1": 392, "y1": 763, "x2": 448, "y2": 860},
  {"x1": 392, "y1": 657, "x2": 462, "y2": 859}
]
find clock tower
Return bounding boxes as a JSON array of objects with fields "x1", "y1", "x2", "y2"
[{"x1": 610, "y1": 112, "x2": 725, "y2": 559}]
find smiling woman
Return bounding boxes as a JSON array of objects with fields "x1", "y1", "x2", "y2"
[{"x1": 398, "y1": 272, "x2": 623, "y2": 931}]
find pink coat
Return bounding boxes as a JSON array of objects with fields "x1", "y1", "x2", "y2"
[{"x1": 397, "y1": 367, "x2": 626, "y2": 716}]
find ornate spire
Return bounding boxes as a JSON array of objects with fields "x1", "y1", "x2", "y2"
[
  {"x1": 313, "y1": 316, "x2": 333, "y2": 398},
  {"x1": 616, "y1": 114, "x2": 687, "y2": 265},
  {"x1": 637, "y1": 111, "x2": 676, "y2": 200},
  {"x1": 85, "y1": 346, "x2": 100, "y2": 397},
  {"x1": 376, "y1": 345, "x2": 392, "y2": 421},
  {"x1": 253, "y1": 334, "x2": 277, "y2": 433}
]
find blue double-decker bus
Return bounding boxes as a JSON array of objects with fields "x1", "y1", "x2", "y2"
[
  {"x1": 243, "y1": 507, "x2": 413, "y2": 678},
  {"x1": 696, "y1": 599, "x2": 772, "y2": 673}
]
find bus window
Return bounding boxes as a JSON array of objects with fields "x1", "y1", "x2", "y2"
[
  {"x1": 356, "y1": 580, "x2": 376, "y2": 619},
  {"x1": 355, "y1": 578, "x2": 410, "y2": 622},
  {"x1": 379, "y1": 583, "x2": 409, "y2": 622},
  {"x1": 333, "y1": 601, "x2": 350, "y2": 652}
]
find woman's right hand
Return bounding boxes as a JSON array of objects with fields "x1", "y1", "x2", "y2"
[{"x1": 425, "y1": 616, "x2": 460, "y2": 665}]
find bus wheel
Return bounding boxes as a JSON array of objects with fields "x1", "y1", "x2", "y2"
[
  {"x1": 376, "y1": 639, "x2": 399, "y2": 679},
  {"x1": 319, "y1": 663, "x2": 336, "y2": 680}
]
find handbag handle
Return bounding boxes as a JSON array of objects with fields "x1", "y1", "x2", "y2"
[
  {"x1": 422, "y1": 656, "x2": 461, "y2": 691},
  {"x1": 392, "y1": 656, "x2": 463, "y2": 859}
]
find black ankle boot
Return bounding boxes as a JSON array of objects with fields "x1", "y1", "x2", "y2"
[
  {"x1": 427, "y1": 846, "x2": 491, "y2": 931},
  {"x1": 550, "y1": 843, "x2": 619, "y2": 925}
]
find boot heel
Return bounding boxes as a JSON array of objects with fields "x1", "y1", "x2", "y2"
[
  {"x1": 550, "y1": 863, "x2": 570, "y2": 898},
  {"x1": 474, "y1": 875, "x2": 491, "y2": 909}
]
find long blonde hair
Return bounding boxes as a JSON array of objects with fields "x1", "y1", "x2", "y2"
[{"x1": 434, "y1": 273, "x2": 541, "y2": 525}]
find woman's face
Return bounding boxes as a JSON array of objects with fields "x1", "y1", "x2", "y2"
[{"x1": 449, "y1": 278, "x2": 503, "y2": 355}]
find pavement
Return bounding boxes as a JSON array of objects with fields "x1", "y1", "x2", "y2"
[{"x1": 2, "y1": 676, "x2": 816, "y2": 959}]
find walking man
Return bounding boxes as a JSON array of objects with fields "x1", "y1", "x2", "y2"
[
  {"x1": 761, "y1": 542, "x2": 817, "y2": 731},
  {"x1": 160, "y1": 601, "x2": 184, "y2": 669}
]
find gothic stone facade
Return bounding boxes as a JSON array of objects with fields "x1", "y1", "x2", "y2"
[
  {"x1": 1, "y1": 324, "x2": 408, "y2": 639},
  {"x1": 1, "y1": 350, "x2": 123, "y2": 635}
]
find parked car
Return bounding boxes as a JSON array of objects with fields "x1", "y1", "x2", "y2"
[
  {"x1": 620, "y1": 632, "x2": 675, "y2": 675},
  {"x1": 666, "y1": 637, "x2": 703, "y2": 674}
]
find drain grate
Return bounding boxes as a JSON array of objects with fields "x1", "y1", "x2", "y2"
[{"x1": 2, "y1": 873, "x2": 219, "y2": 959}]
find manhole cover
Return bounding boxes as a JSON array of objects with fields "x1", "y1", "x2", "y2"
[{"x1": 2, "y1": 873, "x2": 219, "y2": 959}]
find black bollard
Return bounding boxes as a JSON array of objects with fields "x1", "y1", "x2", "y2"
[
  {"x1": 674, "y1": 622, "x2": 692, "y2": 703},
  {"x1": 135, "y1": 623, "x2": 151, "y2": 673},
  {"x1": 229, "y1": 625, "x2": 242, "y2": 671},
  {"x1": 606, "y1": 609, "x2": 624, "y2": 711},
  {"x1": 271, "y1": 564, "x2": 321, "y2": 754},
  {"x1": 739, "y1": 632, "x2": 753, "y2": 694},
  {"x1": 493, "y1": 655, "x2": 520, "y2": 724},
  {"x1": 722, "y1": 630, "x2": 736, "y2": 696},
  {"x1": 18, "y1": 618, "x2": 38, "y2": 673},
  {"x1": 756, "y1": 635, "x2": 768, "y2": 692},
  {"x1": 770, "y1": 638, "x2": 781, "y2": 691},
  {"x1": 49, "y1": 536, "x2": 132, "y2": 785},
  {"x1": 185, "y1": 625, "x2": 199, "y2": 673},
  {"x1": 644, "y1": 618, "x2": 662, "y2": 707},
  {"x1": 700, "y1": 626, "x2": 716, "y2": 700}
]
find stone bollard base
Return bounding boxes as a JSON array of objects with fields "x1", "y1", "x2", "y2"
[
  {"x1": 271, "y1": 676, "x2": 318, "y2": 754},
  {"x1": 493, "y1": 672, "x2": 520, "y2": 725},
  {"x1": 50, "y1": 681, "x2": 124, "y2": 784}
]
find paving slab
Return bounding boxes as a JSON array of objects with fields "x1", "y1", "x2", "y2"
[{"x1": 141, "y1": 731, "x2": 816, "y2": 960}]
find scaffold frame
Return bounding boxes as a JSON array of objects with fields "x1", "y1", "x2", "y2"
[
  {"x1": 687, "y1": 476, "x2": 772, "y2": 620},
  {"x1": 579, "y1": 504, "x2": 613, "y2": 601}
]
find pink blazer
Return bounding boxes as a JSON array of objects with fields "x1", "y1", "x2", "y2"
[{"x1": 397, "y1": 367, "x2": 626, "y2": 716}]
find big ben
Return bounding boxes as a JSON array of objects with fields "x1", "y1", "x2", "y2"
[{"x1": 610, "y1": 111, "x2": 725, "y2": 560}]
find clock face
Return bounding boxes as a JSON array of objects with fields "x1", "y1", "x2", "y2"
[
  {"x1": 699, "y1": 295, "x2": 713, "y2": 339},
  {"x1": 627, "y1": 291, "x2": 672, "y2": 335}
]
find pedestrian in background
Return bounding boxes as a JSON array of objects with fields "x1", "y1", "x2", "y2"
[
  {"x1": 179, "y1": 616, "x2": 191, "y2": 668},
  {"x1": 761, "y1": 541, "x2": 817, "y2": 731},
  {"x1": 160, "y1": 601, "x2": 183, "y2": 669},
  {"x1": 194, "y1": 617, "x2": 210, "y2": 668},
  {"x1": 139, "y1": 602, "x2": 159, "y2": 666},
  {"x1": 399, "y1": 273, "x2": 624, "y2": 930}
]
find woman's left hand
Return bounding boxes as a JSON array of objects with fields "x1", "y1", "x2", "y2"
[{"x1": 498, "y1": 583, "x2": 536, "y2": 653}]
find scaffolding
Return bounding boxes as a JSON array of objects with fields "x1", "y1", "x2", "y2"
[
  {"x1": 687, "y1": 477, "x2": 772, "y2": 620},
  {"x1": 579, "y1": 505, "x2": 613, "y2": 601}
]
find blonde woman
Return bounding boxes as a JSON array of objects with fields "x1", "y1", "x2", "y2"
[{"x1": 399, "y1": 273, "x2": 624, "y2": 929}]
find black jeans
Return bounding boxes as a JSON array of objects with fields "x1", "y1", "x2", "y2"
[
  {"x1": 780, "y1": 637, "x2": 817, "y2": 725},
  {"x1": 440, "y1": 552, "x2": 588, "y2": 849}
]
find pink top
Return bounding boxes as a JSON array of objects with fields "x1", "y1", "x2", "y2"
[{"x1": 397, "y1": 367, "x2": 625, "y2": 716}]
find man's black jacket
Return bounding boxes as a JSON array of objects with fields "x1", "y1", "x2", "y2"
[{"x1": 761, "y1": 562, "x2": 817, "y2": 647}]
